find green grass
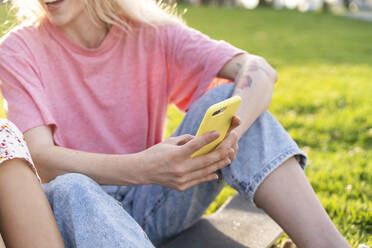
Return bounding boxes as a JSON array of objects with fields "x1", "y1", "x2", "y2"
[
  {"x1": 166, "y1": 5, "x2": 372, "y2": 247},
  {"x1": 0, "y1": 3, "x2": 371, "y2": 247}
]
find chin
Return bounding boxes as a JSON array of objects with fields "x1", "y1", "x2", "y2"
[{"x1": 46, "y1": 10, "x2": 76, "y2": 27}]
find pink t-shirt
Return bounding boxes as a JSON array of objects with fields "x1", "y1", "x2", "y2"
[{"x1": 0, "y1": 20, "x2": 244, "y2": 154}]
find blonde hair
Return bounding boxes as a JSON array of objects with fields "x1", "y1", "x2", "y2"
[{"x1": 10, "y1": 0, "x2": 183, "y2": 30}]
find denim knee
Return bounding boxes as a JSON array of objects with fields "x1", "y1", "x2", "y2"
[
  {"x1": 43, "y1": 173, "x2": 155, "y2": 248},
  {"x1": 175, "y1": 83, "x2": 307, "y2": 206},
  {"x1": 188, "y1": 83, "x2": 234, "y2": 114},
  {"x1": 43, "y1": 173, "x2": 98, "y2": 204}
]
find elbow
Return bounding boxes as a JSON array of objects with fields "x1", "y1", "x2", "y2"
[
  {"x1": 252, "y1": 55, "x2": 278, "y2": 84},
  {"x1": 29, "y1": 144, "x2": 58, "y2": 183}
]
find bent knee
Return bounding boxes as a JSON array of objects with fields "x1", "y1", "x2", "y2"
[
  {"x1": 198, "y1": 83, "x2": 234, "y2": 106},
  {"x1": 186, "y1": 83, "x2": 235, "y2": 117},
  {"x1": 43, "y1": 173, "x2": 98, "y2": 199}
]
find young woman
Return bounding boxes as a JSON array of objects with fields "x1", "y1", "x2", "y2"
[
  {"x1": 0, "y1": 119, "x2": 64, "y2": 248},
  {"x1": 0, "y1": 0, "x2": 350, "y2": 247}
]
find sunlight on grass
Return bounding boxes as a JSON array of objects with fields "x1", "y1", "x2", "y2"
[
  {"x1": 0, "y1": 2, "x2": 370, "y2": 246},
  {"x1": 165, "y1": 6, "x2": 372, "y2": 246}
]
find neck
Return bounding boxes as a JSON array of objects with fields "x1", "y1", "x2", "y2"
[{"x1": 60, "y1": 14, "x2": 110, "y2": 49}]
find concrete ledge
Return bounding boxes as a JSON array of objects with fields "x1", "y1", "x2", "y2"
[{"x1": 161, "y1": 195, "x2": 283, "y2": 248}]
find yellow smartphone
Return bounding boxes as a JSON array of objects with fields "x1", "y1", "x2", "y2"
[{"x1": 190, "y1": 95, "x2": 242, "y2": 158}]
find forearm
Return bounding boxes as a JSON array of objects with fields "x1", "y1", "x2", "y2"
[
  {"x1": 218, "y1": 53, "x2": 277, "y2": 139},
  {"x1": 0, "y1": 159, "x2": 64, "y2": 248},
  {"x1": 232, "y1": 66, "x2": 273, "y2": 139},
  {"x1": 30, "y1": 144, "x2": 143, "y2": 185}
]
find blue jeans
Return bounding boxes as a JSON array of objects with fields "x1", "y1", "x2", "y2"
[{"x1": 43, "y1": 83, "x2": 307, "y2": 248}]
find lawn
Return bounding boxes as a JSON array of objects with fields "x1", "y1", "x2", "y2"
[
  {"x1": 167, "y1": 5, "x2": 372, "y2": 247},
  {"x1": 0, "y1": 3, "x2": 371, "y2": 247}
]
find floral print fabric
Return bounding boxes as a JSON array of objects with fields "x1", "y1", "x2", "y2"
[{"x1": 0, "y1": 118, "x2": 40, "y2": 181}]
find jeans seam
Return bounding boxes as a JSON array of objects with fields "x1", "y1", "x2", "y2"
[
  {"x1": 114, "y1": 186, "x2": 123, "y2": 201},
  {"x1": 143, "y1": 188, "x2": 171, "y2": 225}
]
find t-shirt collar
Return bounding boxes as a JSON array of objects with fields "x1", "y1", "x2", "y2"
[{"x1": 43, "y1": 19, "x2": 121, "y2": 56}]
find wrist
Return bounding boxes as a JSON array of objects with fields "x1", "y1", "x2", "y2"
[
  {"x1": 131, "y1": 151, "x2": 149, "y2": 185},
  {"x1": 98, "y1": 153, "x2": 145, "y2": 186}
]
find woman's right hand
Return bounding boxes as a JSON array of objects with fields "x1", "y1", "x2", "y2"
[
  {"x1": 23, "y1": 122, "x2": 238, "y2": 188},
  {"x1": 137, "y1": 131, "x2": 237, "y2": 191}
]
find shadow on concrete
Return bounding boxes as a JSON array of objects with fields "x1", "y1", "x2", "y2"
[
  {"x1": 160, "y1": 219, "x2": 250, "y2": 248},
  {"x1": 160, "y1": 195, "x2": 283, "y2": 248}
]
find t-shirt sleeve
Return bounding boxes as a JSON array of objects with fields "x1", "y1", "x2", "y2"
[
  {"x1": 0, "y1": 42, "x2": 56, "y2": 133},
  {"x1": 163, "y1": 24, "x2": 245, "y2": 112}
]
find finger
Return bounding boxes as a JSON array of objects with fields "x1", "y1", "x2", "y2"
[
  {"x1": 182, "y1": 131, "x2": 220, "y2": 155},
  {"x1": 180, "y1": 158, "x2": 230, "y2": 183},
  {"x1": 216, "y1": 132, "x2": 238, "y2": 161},
  {"x1": 232, "y1": 143, "x2": 239, "y2": 160},
  {"x1": 226, "y1": 116, "x2": 241, "y2": 136},
  {"x1": 231, "y1": 116, "x2": 241, "y2": 128},
  {"x1": 166, "y1": 134, "x2": 194, "y2": 145},
  {"x1": 230, "y1": 116, "x2": 241, "y2": 131},
  {"x1": 177, "y1": 173, "x2": 219, "y2": 192},
  {"x1": 225, "y1": 140, "x2": 238, "y2": 161},
  {"x1": 233, "y1": 142, "x2": 239, "y2": 153},
  {"x1": 219, "y1": 130, "x2": 238, "y2": 150},
  {"x1": 185, "y1": 146, "x2": 233, "y2": 173},
  {"x1": 175, "y1": 134, "x2": 194, "y2": 146}
]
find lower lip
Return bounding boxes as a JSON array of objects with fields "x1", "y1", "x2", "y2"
[{"x1": 46, "y1": 0, "x2": 65, "y2": 11}]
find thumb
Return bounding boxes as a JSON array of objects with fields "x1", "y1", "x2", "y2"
[{"x1": 228, "y1": 116, "x2": 241, "y2": 133}]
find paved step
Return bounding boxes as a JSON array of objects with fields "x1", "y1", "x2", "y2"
[{"x1": 161, "y1": 194, "x2": 283, "y2": 248}]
